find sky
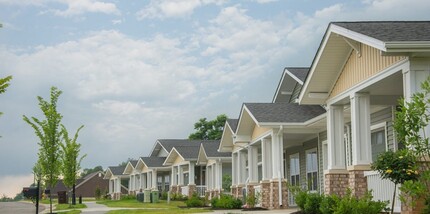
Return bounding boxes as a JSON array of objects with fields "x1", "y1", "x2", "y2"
[{"x1": 0, "y1": 0, "x2": 429, "y2": 198}]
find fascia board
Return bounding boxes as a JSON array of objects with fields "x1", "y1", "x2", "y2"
[
  {"x1": 218, "y1": 123, "x2": 233, "y2": 151},
  {"x1": 385, "y1": 41, "x2": 430, "y2": 52},
  {"x1": 285, "y1": 68, "x2": 304, "y2": 85},
  {"x1": 258, "y1": 112, "x2": 327, "y2": 127},
  {"x1": 330, "y1": 24, "x2": 386, "y2": 51},
  {"x1": 272, "y1": 68, "x2": 288, "y2": 103}
]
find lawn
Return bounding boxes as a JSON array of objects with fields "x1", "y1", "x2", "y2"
[
  {"x1": 98, "y1": 199, "x2": 211, "y2": 214},
  {"x1": 55, "y1": 203, "x2": 87, "y2": 210}
]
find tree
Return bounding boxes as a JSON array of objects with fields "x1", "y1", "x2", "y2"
[
  {"x1": 23, "y1": 87, "x2": 63, "y2": 214},
  {"x1": 188, "y1": 114, "x2": 228, "y2": 140},
  {"x1": 0, "y1": 75, "x2": 12, "y2": 137},
  {"x1": 61, "y1": 124, "x2": 86, "y2": 205},
  {"x1": 393, "y1": 76, "x2": 430, "y2": 212},
  {"x1": 81, "y1": 166, "x2": 104, "y2": 178}
]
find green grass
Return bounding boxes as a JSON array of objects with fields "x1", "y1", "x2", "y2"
[
  {"x1": 55, "y1": 203, "x2": 87, "y2": 210},
  {"x1": 107, "y1": 208, "x2": 211, "y2": 214},
  {"x1": 99, "y1": 199, "x2": 212, "y2": 214},
  {"x1": 57, "y1": 210, "x2": 81, "y2": 214}
]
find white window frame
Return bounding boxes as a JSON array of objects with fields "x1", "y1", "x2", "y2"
[
  {"x1": 370, "y1": 122, "x2": 388, "y2": 162},
  {"x1": 306, "y1": 148, "x2": 318, "y2": 192}
]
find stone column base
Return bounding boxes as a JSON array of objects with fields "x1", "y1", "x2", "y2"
[
  {"x1": 348, "y1": 170, "x2": 368, "y2": 198},
  {"x1": 261, "y1": 181, "x2": 271, "y2": 209},
  {"x1": 188, "y1": 184, "x2": 196, "y2": 198},
  {"x1": 270, "y1": 180, "x2": 288, "y2": 209},
  {"x1": 324, "y1": 172, "x2": 349, "y2": 197}
]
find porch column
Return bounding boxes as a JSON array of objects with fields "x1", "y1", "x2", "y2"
[
  {"x1": 189, "y1": 162, "x2": 195, "y2": 185},
  {"x1": 232, "y1": 152, "x2": 237, "y2": 185},
  {"x1": 248, "y1": 145, "x2": 258, "y2": 183},
  {"x1": 116, "y1": 178, "x2": 121, "y2": 193},
  {"x1": 171, "y1": 166, "x2": 177, "y2": 186},
  {"x1": 262, "y1": 138, "x2": 272, "y2": 180},
  {"x1": 152, "y1": 170, "x2": 158, "y2": 190},
  {"x1": 140, "y1": 173, "x2": 144, "y2": 190},
  {"x1": 147, "y1": 172, "x2": 151, "y2": 189},
  {"x1": 238, "y1": 150, "x2": 247, "y2": 183},
  {"x1": 271, "y1": 130, "x2": 284, "y2": 179},
  {"x1": 216, "y1": 161, "x2": 223, "y2": 190},
  {"x1": 327, "y1": 105, "x2": 346, "y2": 170},
  {"x1": 178, "y1": 165, "x2": 184, "y2": 185},
  {"x1": 350, "y1": 93, "x2": 372, "y2": 166}
]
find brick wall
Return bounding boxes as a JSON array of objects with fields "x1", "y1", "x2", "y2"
[
  {"x1": 348, "y1": 170, "x2": 367, "y2": 198},
  {"x1": 324, "y1": 173, "x2": 349, "y2": 197},
  {"x1": 261, "y1": 181, "x2": 271, "y2": 209},
  {"x1": 188, "y1": 184, "x2": 196, "y2": 199}
]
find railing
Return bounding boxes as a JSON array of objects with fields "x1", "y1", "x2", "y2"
[
  {"x1": 254, "y1": 185, "x2": 262, "y2": 207},
  {"x1": 196, "y1": 185, "x2": 207, "y2": 197},
  {"x1": 364, "y1": 171, "x2": 401, "y2": 213},
  {"x1": 181, "y1": 186, "x2": 189, "y2": 196}
]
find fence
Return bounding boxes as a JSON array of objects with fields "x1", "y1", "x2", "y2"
[{"x1": 364, "y1": 171, "x2": 401, "y2": 212}]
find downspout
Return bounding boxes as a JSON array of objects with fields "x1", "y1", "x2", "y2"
[{"x1": 278, "y1": 125, "x2": 284, "y2": 207}]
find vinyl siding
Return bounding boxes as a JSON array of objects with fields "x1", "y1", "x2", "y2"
[
  {"x1": 289, "y1": 83, "x2": 302, "y2": 103},
  {"x1": 329, "y1": 44, "x2": 405, "y2": 99},
  {"x1": 371, "y1": 107, "x2": 395, "y2": 151},
  {"x1": 318, "y1": 131, "x2": 327, "y2": 194}
]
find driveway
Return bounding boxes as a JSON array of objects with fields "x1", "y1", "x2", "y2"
[{"x1": 0, "y1": 201, "x2": 45, "y2": 214}]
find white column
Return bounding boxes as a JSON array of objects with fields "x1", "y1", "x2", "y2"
[
  {"x1": 116, "y1": 178, "x2": 121, "y2": 193},
  {"x1": 147, "y1": 172, "x2": 151, "y2": 189},
  {"x1": 238, "y1": 150, "x2": 247, "y2": 183},
  {"x1": 140, "y1": 173, "x2": 144, "y2": 190},
  {"x1": 232, "y1": 153, "x2": 237, "y2": 185},
  {"x1": 152, "y1": 170, "x2": 158, "y2": 190},
  {"x1": 178, "y1": 165, "x2": 184, "y2": 185},
  {"x1": 271, "y1": 130, "x2": 284, "y2": 179},
  {"x1": 350, "y1": 93, "x2": 372, "y2": 165},
  {"x1": 327, "y1": 105, "x2": 346, "y2": 170},
  {"x1": 208, "y1": 165, "x2": 213, "y2": 189},
  {"x1": 248, "y1": 145, "x2": 258, "y2": 182},
  {"x1": 262, "y1": 138, "x2": 273, "y2": 180},
  {"x1": 171, "y1": 166, "x2": 177, "y2": 186},
  {"x1": 216, "y1": 161, "x2": 223, "y2": 190},
  {"x1": 189, "y1": 162, "x2": 195, "y2": 185}
]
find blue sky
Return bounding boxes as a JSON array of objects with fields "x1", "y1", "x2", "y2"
[{"x1": 0, "y1": 0, "x2": 429, "y2": 197}]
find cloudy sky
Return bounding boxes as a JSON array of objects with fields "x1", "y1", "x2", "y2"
[{"x1": 0, "y1": 0, "x2": 429, "y2": 197}]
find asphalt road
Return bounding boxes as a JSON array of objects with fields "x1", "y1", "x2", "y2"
[{"x1": 0, "y1": 201, "x2": 45, "y2": 214}]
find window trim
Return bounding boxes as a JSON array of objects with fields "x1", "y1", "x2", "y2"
[
  {"x1": 370, "y1": 122, "x2": 388, "y2": 161},
  {"x1": 305, "y1": 148, "x2": 318, "y2": 192}
]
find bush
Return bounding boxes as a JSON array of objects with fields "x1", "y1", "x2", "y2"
[
  {"x1": 160, "y1": 191, "x2": 168, "y2": 200},
  {"x1": 211, "y1": 194, "x2": 242, "y2": 209},
  {"x1": 334, "y1": 190, "x2": 388, "y2": 214},
  {"x1": 304, "y1": 193, "x2": 322, "y2": 214},
  {"x1": 294, "y1": 189, "x2": 308, "y2": 211},
  {"x1": 170, "y1": 192, "x2": 187, "y2": 201},
  {"x1": 320, "y1": 194, "x2": 339, "y2": 214},
  {"x1": 120, "y1": 194, "x2": 136, "y2": 200},
  {"x1": 185, "y1": 194, "x2": 205, "y2": 207},
  {"x1": 94, "y1": 186, "x2": 102, "y2": 200}
]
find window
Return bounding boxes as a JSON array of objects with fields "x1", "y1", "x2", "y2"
[
  {"x1": 371, "y1": 123, "x2": 387, "y2": 162},
  {"x1": 157, "y1": 176, "x2": 163, "y2": 192},
  {"x1": 164, "y1": 175, "x2": 170, "y2": 192},
  {"x1": 306, "y1": 148, "x2": 318, "y2": 192},
  {"x1": 290, "y1": 153, "x2": 300, "y2": 186}
]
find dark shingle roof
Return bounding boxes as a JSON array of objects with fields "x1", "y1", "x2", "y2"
[
  {"x1": 226, "y1": 119, "x2": 238, "y2": 132},
  {"x1": 165, "y1": 140, "x2": 220, "y2": 160},
  {"x1": 286, "y1": 67, "x2": 309, "y2": 82},
  {"x1": 129, "y1": 160, "x2": 138, "y2": 168},
  {"x1": 140, "y1": 157, "x2": 167, "y2": 168},
  {"x1": 108, "y1": 166, "x2": 126, "y2": 176},
  {"x1": 202, "y1": 141, "x2": 231, "y2": 158},
  {"x1": 332, "y1": 21, "x2": 430, "y2": 42},
  {"x1": 157, "y1": 139, "x2": 202, "y2": 152},
  {"x1": 244, "y1": 103, "x2": 325, "y2": 123},
  {"x1": 82, "y1": 171, "x2": 100, "y2": 180}
]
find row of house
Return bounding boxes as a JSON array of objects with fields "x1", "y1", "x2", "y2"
[
  {"x1": 103, "y1": 139, "x2": 232, "y2": 200},
  {"x1": 104, "y1": 21, "x2": 430, "y2": 213}
]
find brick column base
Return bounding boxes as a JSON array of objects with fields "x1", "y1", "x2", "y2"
[
  {"x1": 270, "y1": 180, "x2": 288, "y2": 209},
  {"x1": 324, "y1": 172, "x2": 349, "y2": 197},
  {"x1": 348, "y1": 170, "x2": 367, "y2": 198},
  {"x1": 188, "y1": 184, "x2": 196, "y2": 199},
  {"x1": 261, "y1": 181, "x2": 271, "y2": 209},
  {"x1": 170, "y1": 185, "x2": 178, "y2": 194}
]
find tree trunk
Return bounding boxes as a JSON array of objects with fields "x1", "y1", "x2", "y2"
[{"x1": 72, "y1": 184, "x2": 76, "y2": 205}]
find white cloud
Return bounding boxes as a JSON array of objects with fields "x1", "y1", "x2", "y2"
[
  {"x1": 51, "y1": 0, "x2": 120, "y2": 17},
  {"x1": 136, "y1": 0, "x2": 225, "y2": 20},
  {"x1": 0, "y1": 174, "x2": 33, "y2": 198}
]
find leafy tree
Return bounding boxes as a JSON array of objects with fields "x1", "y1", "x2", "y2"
[
  {"x1": 61, "y1": 124, "x2": 86, "y2": 205},
  {"x1": 393, "y1": 76, "x2": 430, "y2": 212},
  {"x1": 81, "y1": 166, "x2": 104, "y2": 178},
  {"x1": 23, "y1": 87, "x2": 63, "y2": 214},
  {"x1": 189, "y1": 114, "x2": 228, "y2": 140},
  {"x1": 0, "y1": 75, "x2": 12, "y2": 136}
]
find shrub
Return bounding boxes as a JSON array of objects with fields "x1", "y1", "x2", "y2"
[
  {"x1": 222, "y1": 175, "x2": 232, "y2": 192},
  {"x1": 94, "y1": 186, "x2": 102, "y2": 200},
  {"x1": 294, "y1": 189, "x2": 308, "y2": 211},
  {"x1": 211, "y1": 194, "x2": 242, "y2": 209},
  {"x1": 320, "y1": 194, "x2": 339, "y2": 214},
  {"x1": 185, "y1": 194, "x2": 205, "y2": 207},
  {"x1": 304, "y1": 193, "x2": 322, "y2": 214},
  {"x1": 170, "y1": 192, "x2": 187, "y2": 201},
  {"x1": 160, "y1": 191, "x2": 168, "y2": 200},
  {"x1": 333, "y1": 190, "x2": 388, "y2": 214}
]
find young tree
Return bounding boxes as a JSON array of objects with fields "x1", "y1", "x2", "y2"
[
  {"x1": 61, "y1": 124, "x2": 86, "y2": 205},
  {"x1": 23, "y1": 87, "x2": 63, "y2": 214},
  {"x1": 393, "y1": 76, "x2": 430, "y2": 212},
  {"x1": 189, "y1": 114, "x2": 227, "y2": 140},
  {"x1": 0, "y1": 76, "x2": 12, "y2": 134}
]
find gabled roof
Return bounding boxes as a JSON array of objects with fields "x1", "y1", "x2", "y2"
[
  {"x1": 333, "y1": 21, "x2": 430, "y2": 43},
  {"x1": 299, "y1": 21, "x2": 430, "y2": 105},
  {"x1": 273, "y1": 67, "x2": 309, "y2": 103},
  {"x1": 150, "y1": 139, "x2": 204, "y2": 157},
  {"x1": 140, "y1": 157, "x2": 167, "y2": 168},
  {"x1": 244, "y1": 103, "x2": 325, "y2": 124},
  {"x1": 202, "y1": 141, "x2": 231, "y2": 158},
  {"x1": 226, "y1": 119, "x2": 238, "y2": 133},
  {"x1": 76, "y1": 171, "x2": 104, "y2": 189},
  {"x1": 218, "y1": 119, "x2": 238, "y2": 152},
  {"x1": 163, "y1": 140, "x2": 220, "y2": 165},
  {"x1": 104, "y1": 166, "x2": 126, "y2": 179},
  {"x1": 123, "y1": 160, "x2": 139, "y2": 174}
]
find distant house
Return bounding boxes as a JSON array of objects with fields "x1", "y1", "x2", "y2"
[
  {"x1": 46, "y1": 171, "x2": 108, "y2": 198},
  {"x1": 104, "y1": 166, "x2": 128, "y2": 200}
]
